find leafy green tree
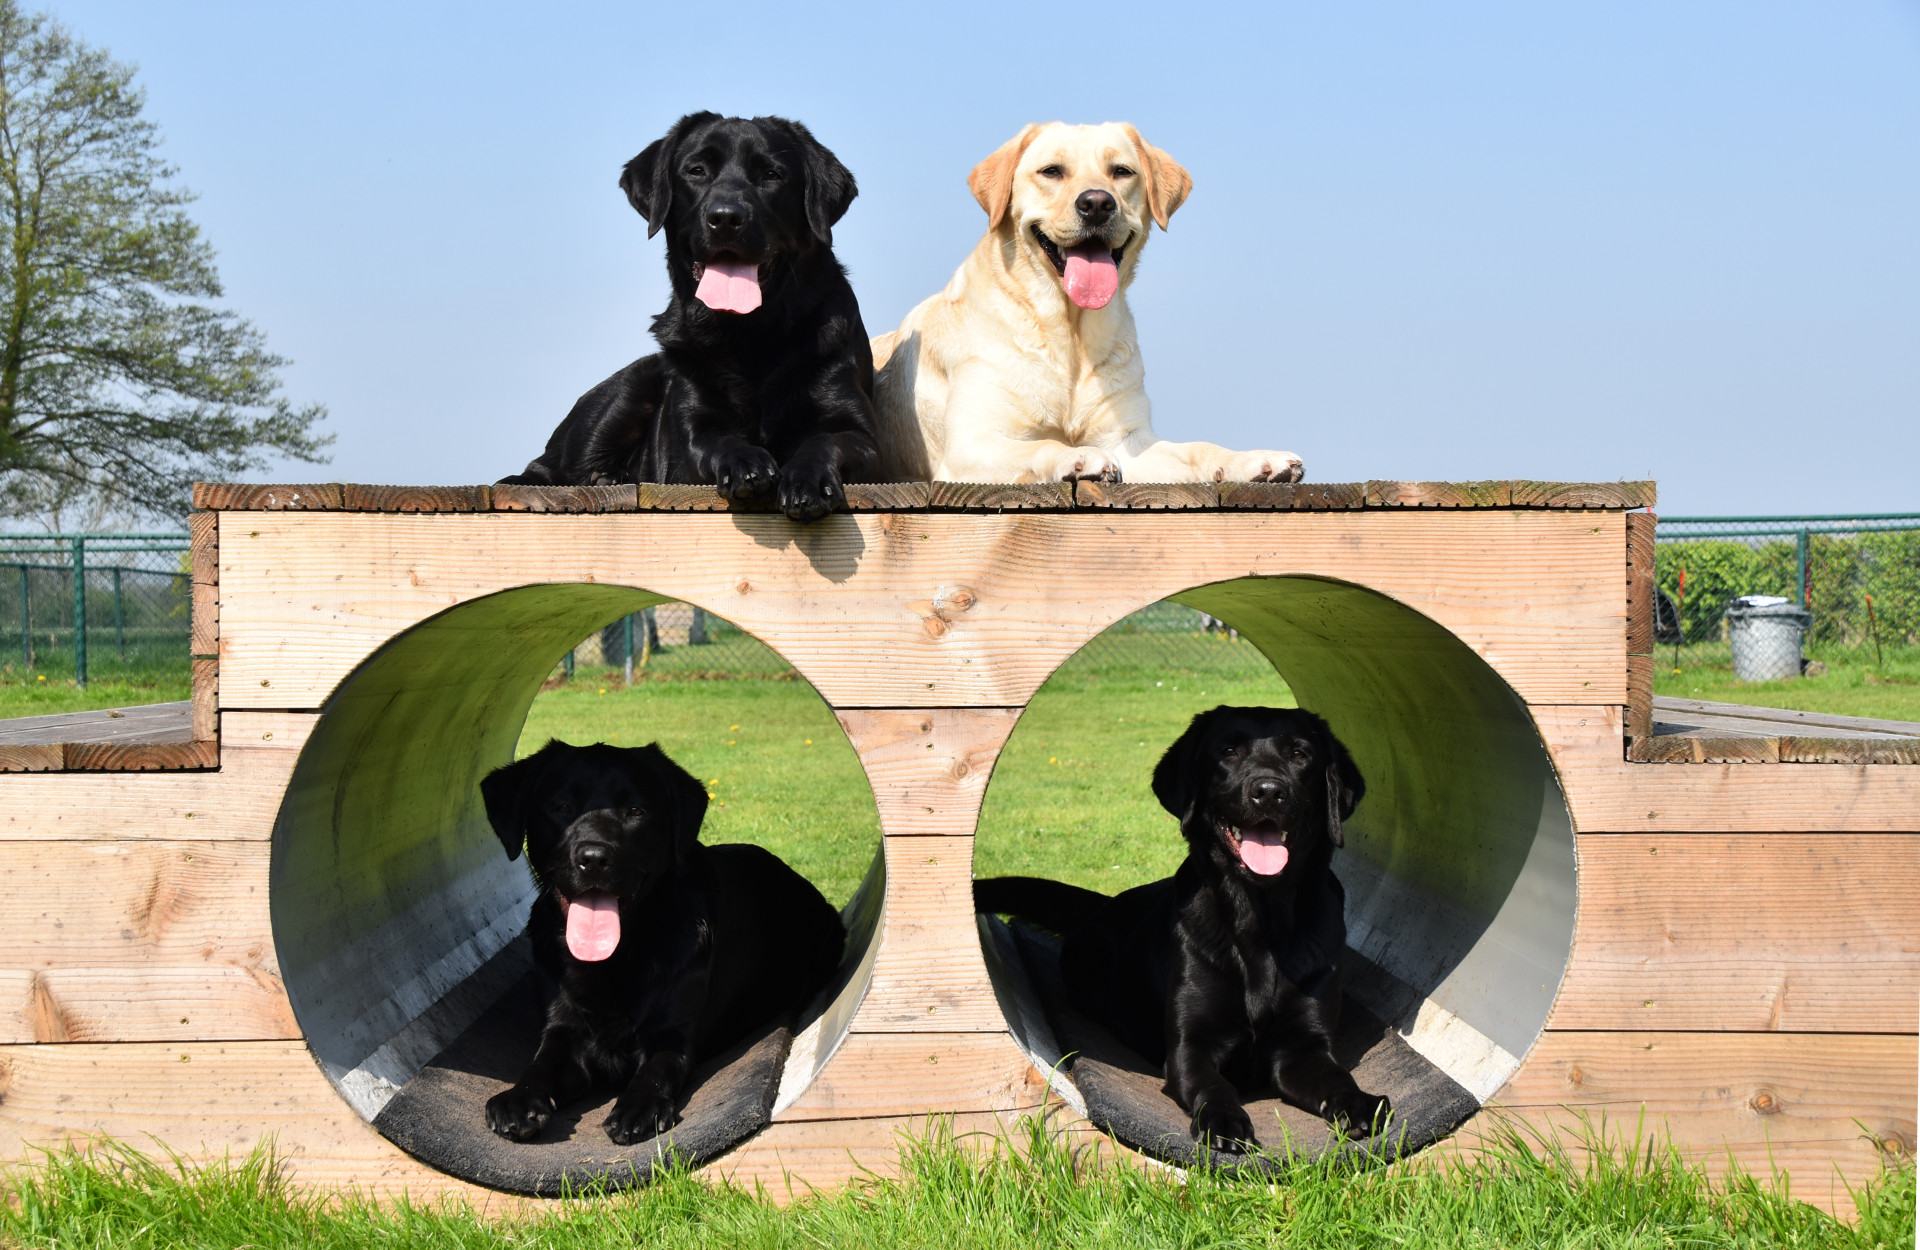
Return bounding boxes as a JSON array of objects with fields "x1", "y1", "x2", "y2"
[{"x1": 0, "y1": 0, "x2": 327, "y2": 523}]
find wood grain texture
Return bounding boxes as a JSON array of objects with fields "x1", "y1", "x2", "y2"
[
  {"x1": 1537, "y1": 705, "x2": 1920, "y2": 831},
  {"x1": 191, "y1": 483, "x2": 344, "y2": 511},
  {"x1": 1632, "y1": 732, "x2": 1916, "y2": 765},
  {"x1": 192, "y1": 657, "x2": 218, "y2": 742},
  {"x1": 0, "y1": 712, "x2": 313, "y2": 840},
  {"x1": 843, "y1": 482, "x2": 931, "y2": 510},
  {"x1": 1071, "y1": 481, "x2": 1218, "y2": 509},
  {"x1": 213, "y1": 511, "x2": 1627, "y2": 710},
  {"x1": 1216, "y1": 481, "x2": 1368, "y2": 510},
  {"x1": 339, "y1": 484, "x2": 490, "y2": 512},
  {"x1": 846, "y1": 835, "x2": 1006, "y2": 1032},
  {"x1": 1492, "y1": 1031, "x2": 1914, "y2": 1212},
  {"x1": 775, "y1": 1031, "x2": 1044, "y2": 1121},
  {"x1": 1366, "y1": 480, "x2": 1513, "y2": 508},
  {"x1": 635, "y1": 484, "x2": 736, "y2": 511},
  {"x1": 189, "y1": 512, "x2": 217, "y2": 585},
  {"x1": 1552, "y1": 834, "x2": 1920, "y2": 1033},
  {"x1": 488, "y1": 484, "x2": 636, "y2": 512},
  {"x1": 0, "y1": 1041, "x2": 507, "y2": 1201},
  {"x1": 1626, "y1": 512, "x2": 1655, "y2": 655},
  {"x1": 926, "y1": 482, "x2": 1075, "y2": 510},
  {"x1": 1626, "y1": 654, "x2": 1653, "y2": 752},
  {"x1": 60, "y1": 739, "x2": 219, "y2": 771},
  {"x1": 1511, "y1": 481, "x2": 1658, "y2": 509},
  {"x1": 839, "y1": 708, "x2": 1019, "y2": 837},
  {"x1": 0, "y1": 745, "x2": 63, "y2": 773},
  {"x1": 190, "y1": 580, "x2": 218, "y2": 658}
]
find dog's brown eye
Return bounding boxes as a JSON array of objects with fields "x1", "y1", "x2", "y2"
[
  {"x1": 625, "y1": 807, "x2": 645, "y2": 821},
  {"x1": 684, "y1": 164, "x2": 706, "y2": 179},
  {"x1": 1111, "y1": 165, "x2": 1135, "y2": 178},
  {"x1": 1037, "y1": 164, "x2": 1064, "y2": 179},
  {"x1": 762, "y1": 168, "x2": 783, "y2": 183}
]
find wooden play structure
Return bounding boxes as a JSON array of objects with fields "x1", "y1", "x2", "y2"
[{"x1": 0, "y1": 479, "x2": 1913, "y2": 1212}]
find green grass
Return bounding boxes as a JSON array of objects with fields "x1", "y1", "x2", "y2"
[
  {"x1": 1653, "y1": 644, "x2": 1920, "y2": 723},
  {"x1": 2, "y1": 1120, "x2": 1910, "y2": 1248},
  {"x1": 0, "y1": 666, "x2": 190, "y2": 718}
]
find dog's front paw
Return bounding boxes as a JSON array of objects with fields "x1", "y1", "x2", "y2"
[
  {"x1": 485, "y1": 1085, "x2": 556, "y2": 1142},
  {"x1": 1213, "y1": 450, "x2": 1304, "y2": 484},
  {"x1": 1189, "y1": 1095, "x2": 1258, "y2": 1152},
  {"x1": 1047, "y1": 446, "x2": 1121, "y2": 483},
  {"x1": 776, "y1": 461, "x2": 845, "y2": 523},
  {"x1": 604, "y1": 1091, "x2": 677, "y2": 1145},
  {"x1": 712, "y1": 445, "x2": 780, "y2": 501},
  {"x1": 1320, "y1": 1088, "x2": 1393, "y2": 1138}
]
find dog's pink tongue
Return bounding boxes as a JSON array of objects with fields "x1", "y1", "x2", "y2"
[
  {"x1": 564, "y1": 890, "x2": 621, "y2": 961},
  {"x1": 1062, "y1": 243, "x2": 1118, "y2": 310},
  {"x1": 1239, "y1": 828, "x2": 1291, "y2": 877},
  {"x1": 694, "y1": 259, "x2": 762, "y2": 314}
]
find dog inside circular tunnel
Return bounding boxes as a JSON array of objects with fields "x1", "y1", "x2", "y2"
[
  {"x1": 268, "y1": 585, "x2": 884, "y2": 1195},
  {"x1": 972, "y1": 576, "x2": 1578, "y2": 1171}
]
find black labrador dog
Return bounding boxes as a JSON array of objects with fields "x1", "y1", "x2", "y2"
[
  {"x1": 501, "y1": 113, "x2": 881, "y2": 523},
  {"x1": 480, "y1": 739, "x2": 843, "y2": 1144},
  {"x1": 976, "y1": 706, "x2": 1391, "y2": 1147}
]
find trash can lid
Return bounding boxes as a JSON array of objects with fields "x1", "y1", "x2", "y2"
[{"x1": 1724, "y1": 597, "x2": 1811, "y2": 623}]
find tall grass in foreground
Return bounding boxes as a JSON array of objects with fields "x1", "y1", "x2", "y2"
[{"x1": 3, "y1": 1118, "x2": 1911, "y2": 1249}]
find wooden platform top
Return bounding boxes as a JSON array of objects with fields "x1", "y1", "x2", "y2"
[
  {"x1": 0, "y1": 701, "x2": 192, "y2": 747},
  {"x1": 1645, "y1": 696, "x2": 1920, "y2": 765},
  {"x1": 190, "y1": 479, "x2": 1656, "y2": 514}
]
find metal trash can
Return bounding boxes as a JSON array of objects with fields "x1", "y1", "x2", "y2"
[{"x1": 1725, "y1": 597, "x2": 1812, "y2": 682}]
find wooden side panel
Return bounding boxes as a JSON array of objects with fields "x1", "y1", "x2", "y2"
[
  {"x1": 1536, "y1": 706, "x2": 1920, "y2": 831},
  {"x1": 1626, "y1": 512, "x2": 1655, "y2": 655},
  {"x1": 214, "y1": 512, "x2": 1627, "y2": 710},
  {"x1": 1491, "y1": 1031, "x2": 1915, "y2": 1213},
  {"x1": 1552, "y1": 834, "x2": 1920, "y2": 1033},
  {"x1": 0, "y1": 840, "x2": 290, "y2": 1044},
  {"x1": 190, "y1": 581, "x2": 219, "y2": 658},
  {"x1": 839, "y1": 708, "x2": 1019, "y2": 838},
  {"x1": 774, "y1": 1032, "x2": 1044, "y2": 1121},
  {"x1": 1625, "y1": 655, "x2": 1653, "y2": 754},
  {"x1": 188, "y1": 512, "x2": 218, "y2": 585},
  {"x1": 192, "y1": 656, "x2": 219, "y2": 742},
  {"x1": 0, "y1": 712, "x2": 314, "y2": 841},
  {"x1": 853, "y1": 836, "x2": 1004, "y2": 1032}
]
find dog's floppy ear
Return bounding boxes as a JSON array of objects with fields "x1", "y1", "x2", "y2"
[
  {"x1": 778, "y1": 118, "x2": 857, "y2": 246},
  {"x1": 635, "y1": 743, "x2": 709, "y2": 855},
  {"x1": 1320, "y1": 726, "x2": 1365, "y2": 848},
  {"x1": 480, "y1": 740, "x2": 562, "y2": 861},
  {"x1": 1152, "y1": 708, "x2": 1221, "y2": 823},
  {"x1": 1118, "y1": 125, "x2": 1192, "y2": 230},
  {"x1": 968, "y1": 123, "x2": 1042, "y2": 232},
  {"x1": 620, "y1": 111, "x2": 718, "y2": 239}
]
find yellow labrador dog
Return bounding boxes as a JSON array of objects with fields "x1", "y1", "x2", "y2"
[{"x1": 871, "y1": 122, "x2": 1302, "y2": 484}]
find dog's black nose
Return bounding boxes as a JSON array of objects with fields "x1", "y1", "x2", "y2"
[
  {"x1": 704, "y1": 201, "x2": 747, "y2": 233},
  {"x1": 1075, "y1": 189, "x2": 1116, "y2": 224},
  {"x1": 573, "y1": 843, "x2": 609, "y2": 874},
  {"x1": 1250, "y1": 777, "x2": 1282, "y2": 807}
]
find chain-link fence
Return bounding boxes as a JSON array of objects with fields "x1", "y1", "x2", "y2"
[
  {"x1": 1655, "y1": 514, "x2": 1920, "y2": 671},
  {"x1": 0, "y1": 533, "x2": 195, "y2": 687}
]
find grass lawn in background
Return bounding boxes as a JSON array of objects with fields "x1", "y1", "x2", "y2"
[
  {"x1": 0, "y1": 668, "x2": 190, "y2": 718},
  {"x1": 1653, "y1": 644, "x2": 1920, "y2": 723},
  {"x1": 1, "y1": 1122, "x2": 1910, "y2": 1249}
]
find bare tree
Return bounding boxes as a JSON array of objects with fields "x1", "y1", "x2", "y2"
[{"x1": 0, "y1": 0, "x2": 327, "y2": 524}]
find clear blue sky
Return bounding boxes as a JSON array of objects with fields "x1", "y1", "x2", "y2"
[{"x1": 49, "y1": 1, "x2": 1920, "y2": 514}]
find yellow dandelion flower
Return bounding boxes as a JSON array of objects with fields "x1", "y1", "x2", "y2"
[{"x1": 804, "y1": 738, "x2": 813, "y2": 745}]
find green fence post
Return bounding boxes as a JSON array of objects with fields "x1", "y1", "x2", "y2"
[
  {"x1": 1795, "y1": 528, "x2": 1810, "y2": 609},
  {"x1": 16, "y1": 565, "x2": 29, "y2": 669},
  {"x1": 71, "y1": 536, "x2": 88, "y2": 687},
  {"x1": 113, "y1": 566, "x2": 125, "y2": 659}
]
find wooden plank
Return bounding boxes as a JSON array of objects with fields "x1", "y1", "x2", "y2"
[
  {"x1": 191, "y1": 483, "x2": 344, "y2": 511},
  {"x1": 0, "y1": 839, "x2": 291, "y2": 1043},
  {"x1": 850, "y1": 835, "x2": 1005, "y2": 1032},
  {"x1": 0, "y1": 1041, "x2": 504, "y2": 1200},
  {"x1": 839, "y1": 708, "x2": 1019, "y2": 837},
  {"x1": 1625, "y1": 654, "x2": 1653, "y2": 752},
  {"x1": 1625, "y1": 512, "x2": 1654, "y2": 655},
  {"x1": 339, "y1": 484, "x2": 490, "y2": 512},
  {"x1": 0, "y1": 745, "x2": 63, "y2": 773},
  {"x1": 775, "y1": 1031, "x2": 1043, "y2": 1121},
  {"x1": 1492, "y1": 1031, "x2": 1915, "y2": 1214},
  {"x1": 843, "y1": 482, "x2": 930, "y2": 510},
  {"x1": 188, "y1": 511, "x2": 217, "y2": 585},
  {"x1": 1536, "y1": 705, "x2": 1920, "y2": 831},
  {"x1": 1511, "y1": 481, "x2": 1658, "y2": 509},
  {"x1": 1365, "y1": 480, "x2": 1513, "y2": 508},
  {"x1": 1869, "y1": 738, "x2": 1920, "y2": 765},
  {"x1": 1552, "y1": 834, "x2": 1920, "y2": 1033},
  {"x1": 1072, "y1": 481, "x2": 1218, "y2": 509},
  {"x1": 926, "y1": 482, "x2": 1075, "y2": 510},
  {"x1": 191, "y1": 657, "x2": 218, "y2": 743},
  {"x1": 190, "y1": 580, "x2": 218, "y2": 658},
  {"x1": 1773, "y1": 737, "x2": 1870, "y2": 765},
  {"x1": 215, "y1": 511, "x2": 1627, "y2": 710},
  {"x1": 1216, "y1": 481, "x2": 1368, "y2": 510},
  {"x1": 488, "y1": 483, "x2": 636, "y2": 513},
  {"x1": 1653, "y1": 697, "x2": 1920, "y2": 739},
  {"x1": 635, "y1": 483, "x2": 736, "y2": 511},
  {"x1": 61, "y1": 739, "x2": 219, "y2": 771},
  {"x1": 0, "y1": 703, "x2": 191, "y2": 747},
  {"x1": 0, "y1": 712, "x2": 313, "y2": 840}
]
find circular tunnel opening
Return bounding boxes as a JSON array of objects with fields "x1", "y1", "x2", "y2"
[
  {"x1": 269, "y1": 585, "x2": 884, "y2": 1194},
  {"x1": 974, "y1": 575, "x2": 1576, "y2": 1168}
]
